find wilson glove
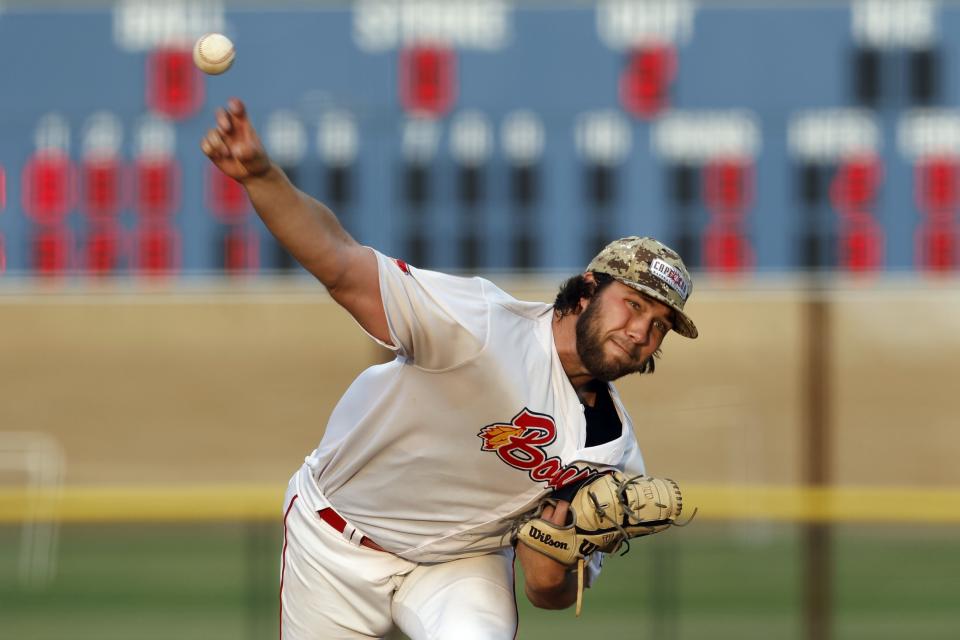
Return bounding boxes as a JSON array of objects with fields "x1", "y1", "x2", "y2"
[{"x1": 514, "y1": 472, "x2": 688, "y2": 615}]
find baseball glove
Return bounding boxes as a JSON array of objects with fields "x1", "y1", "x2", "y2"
[{"x1": 514, "y1": 472, "x2": 688, "y2": 615}]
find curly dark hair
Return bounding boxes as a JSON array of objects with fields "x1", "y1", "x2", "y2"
[{"x1": 552, "y1": 272, "x2": 616, "y2": 317}]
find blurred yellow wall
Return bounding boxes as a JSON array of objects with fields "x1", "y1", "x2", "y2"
[{"x1": 2, "y1": 276, "x2": 957, "y2": 488}]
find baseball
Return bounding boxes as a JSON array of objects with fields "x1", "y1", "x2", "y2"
[{"x1": 193, "y1": 33, "x2": 235, "y2": 75}]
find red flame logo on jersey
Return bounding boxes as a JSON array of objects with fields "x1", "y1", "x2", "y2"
[{"x1": 478, "y1": 408, "x2": 596, "y2": 490}]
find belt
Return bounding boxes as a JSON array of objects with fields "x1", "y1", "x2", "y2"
[{"x1": 317, "y1": 508, "x2": 386, "y2": 552}]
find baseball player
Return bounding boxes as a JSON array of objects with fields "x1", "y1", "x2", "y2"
[{"x1": 202, "y1": 98, "x2": 698, "y2": 639}]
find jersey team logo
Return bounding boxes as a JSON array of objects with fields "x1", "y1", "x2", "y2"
[{"x1": 477, "y1": 408, "x2": 596, "y2": 490}]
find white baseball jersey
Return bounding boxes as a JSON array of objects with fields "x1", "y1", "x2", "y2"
[{"x1": 293, "y1": 249, "x2": 647, "y2": 563}]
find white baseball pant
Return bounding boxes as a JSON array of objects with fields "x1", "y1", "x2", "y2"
[{"x1": 279, "y1": 490, "x2": 519, "y2": 639}]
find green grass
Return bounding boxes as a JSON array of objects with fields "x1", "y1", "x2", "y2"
[{"x1": 1, "y1": 522, "x2": 957, "y2": 639}]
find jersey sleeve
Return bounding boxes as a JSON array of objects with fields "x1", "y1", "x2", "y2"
[
  {"x1": 608, "y1": 385, "x2": 646, "y2": 477},
  {"x1": 583, "y1": 551, "x2": 604, "y2": 588},
  {"x1": 373, "y1": 250, "x2": 490, "y2": 370},
  {"x1": 621, "y1": 437, "x2": 646, "y2": 477}
]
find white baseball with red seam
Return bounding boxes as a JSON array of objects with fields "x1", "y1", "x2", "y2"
[{"x1": 193, "y1": 33, "x2": 235, "y2": 75}]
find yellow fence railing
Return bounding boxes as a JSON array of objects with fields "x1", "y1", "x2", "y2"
[
  {"x1": 1, "y1": 484, "x2": 959, "y2": 524},
  {"x1": 684, "y1": 484, "x2": 960, "y2": 524}
]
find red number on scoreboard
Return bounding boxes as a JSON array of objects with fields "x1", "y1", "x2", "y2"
[
  {"x1": 916, "y1": 223, "x2": 956, "y2": 271},
  {"x1": 86, "y1": 226, "x2": 123, "y2": 275},
  {"x1": 703, "y1": 224, "x2": 753, "y2": 273},
  {"x1": 840, "y1": 218, "x2": 883, "y2": 272},
  {"x1": 136, "y1": 225, "x2": 180, "y2": 275},
  {"x1": 135, "y1": 159, "x2": 181, "y2": 219},
  {"x1": 915, "y1": 157, "x2": 958, "y2": 215},
  {"x1": 206, "y1": 166, "x2": 250, "y2": 222},
  {"x1": 22, "y1": 152, "x2": 76, "y2": 224},
  {"x1": 223, "y1": 226, "x2": 259, "y2": 273},
  {"x1": 620, "y1": 44, "x2": 676, "y2": 119},
  {"x1": 33, "y1": 228, "x2": 72, "y2": 275},
  {"x1": 830, "y1": 156, "x2": 881, "y2": 215},
  {"x1": 399, "y1": 44, "x2": 456, "y2": 116},
  {"x1": 703, "y1": 159, "x2": 753, "y2": 215},
  {"x1": 147, "y1": 48, "x2": 204, "y2": 120},
  {"x1": 82, "y1": 159, "x2": 124, "y2": 221}
]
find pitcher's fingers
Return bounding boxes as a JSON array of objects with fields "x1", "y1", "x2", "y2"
[
  {"x1": 215, "y1": 108, "x2": 233, "y2": 134},
  {"x1": 205, "y1": 129, "x2": 231, "y2": 157},
  {"x1": 200, "y1": 132, "x2": 225, "y2": 159},
  {"x1": 227, "y1": 97, "x2": 246, "y2": 119},
  {"x1": 551, "y1": 501, "x2": 570, "y2": 526}
]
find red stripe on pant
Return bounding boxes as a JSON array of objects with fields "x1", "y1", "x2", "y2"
[
  {"x1": 279, "y1": 494, "x2": 298, "y2": 640},
  {"x1": 317, "y1": 507, "x2": 386, "y2": 551}
]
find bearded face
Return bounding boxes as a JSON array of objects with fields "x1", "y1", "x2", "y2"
[{"x1": 574, "y1": 291, "x2": 654, "y2": 382}]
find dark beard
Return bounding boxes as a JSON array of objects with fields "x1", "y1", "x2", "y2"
[{"x1": 574, "y1": 296, "x2": 650, "y2": 382}]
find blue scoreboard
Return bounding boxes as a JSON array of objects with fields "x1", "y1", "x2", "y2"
[{"x1": 1, "y1": 0, "x2": 958, "y2": 278}]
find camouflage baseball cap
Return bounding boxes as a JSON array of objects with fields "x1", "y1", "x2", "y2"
[{"x1": 586, "y1": 236, "x2": 698, "y2": 339}]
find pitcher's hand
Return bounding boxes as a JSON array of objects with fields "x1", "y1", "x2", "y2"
[{"x1": 200, "y1": 98, "x2": 271, "y2": 183}]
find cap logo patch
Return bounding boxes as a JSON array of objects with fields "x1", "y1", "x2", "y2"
[{"x1": 650, "y1": 258, "x2": 689, "y2": 300}]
